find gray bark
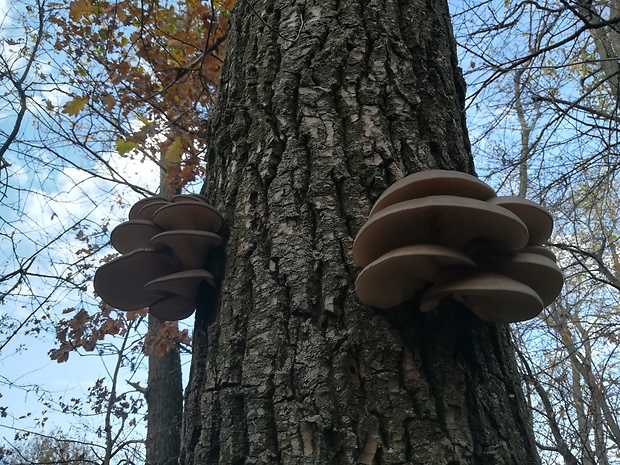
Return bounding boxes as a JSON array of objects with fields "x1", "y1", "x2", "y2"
[{"x1": 181, "y1": 0, "x2": 540, "y2": 464}]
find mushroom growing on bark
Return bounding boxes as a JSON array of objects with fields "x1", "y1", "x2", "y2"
[
  {"x1": 353, "y1": 195, "x2": 529, "y2": 267},
  {"x1": 353, "y1": 170, "x2": 563, "y2": 323},
  {"x1": 419, "y1": 271, "x2": 544, "y2": 324},
  {"x1": 355, "y1": 245, "x2": 476, "y2": 309},
  {"x1": 93, "y1": 195, "x2": 224, "y2": 321}
]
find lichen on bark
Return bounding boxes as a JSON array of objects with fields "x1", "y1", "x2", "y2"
[{"x1": 180, "y1": 0, "x2": 540, "y2": 464}]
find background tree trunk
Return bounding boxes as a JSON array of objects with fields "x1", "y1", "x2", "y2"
[
  {"x1": 145, "y1": 318, "x2": 183, "y2": 465},
  {"x1": 181, "y1": 0, "x2": 540, "y2": 463},
  {"x1": 143, "y1": 163, "x2": 185, "y2": 465}
]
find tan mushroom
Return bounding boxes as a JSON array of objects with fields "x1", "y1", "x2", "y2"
[
  {"x1": 521, "y1": 244, "x2": 557, "y2": 262},
  {"x1": 486, "y1": 252, "x2": 563, "y2": 306},
  {"x1": 487, "y1": 196, "x2": 553, "y2": 244},
  {"x1": 93, "y1": 248, "x2": 181, "y2": 310},
  {"x1": 419, "y1": 271, "x2": 544, "y2": 323},
  {"x1": 150, "y1": 230, "x2": 223, "y2": 269},
  {"x1": 353, "y1": 195, "x2": 529, "y2": 267},
  {"x1": 128, "y1": 196, "x2": 169, "y2": 220},
  {"x1": 355, "y1": 244, "x2": 476, "y2": 308},
  {"x1": 370, "y1": 170, "x2": 497, "y2": 216},
  {"x1": 110, "y1": 220, "x2": 164, "y2": 254},
  {"x1": 153, "y1": 201, "x2": 223, "y2": 233}
]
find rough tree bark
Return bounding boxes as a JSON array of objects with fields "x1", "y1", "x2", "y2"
[{"x1": 181, "y1": 0, "x2": 541, "y2": 463}]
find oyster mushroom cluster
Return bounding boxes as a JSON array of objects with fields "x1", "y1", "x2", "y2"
[
  {"x1": 352, "y1": 170, "x2": 563, "y2": 323},
  {"x1": 94, "y1": 194, "x2": 223, "y2": 321}
]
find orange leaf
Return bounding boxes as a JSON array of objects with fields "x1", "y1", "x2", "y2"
[
  {"x1": 102, "y1": 94, "x2": 116, "y2": 111},
  {"x1": 69, "y1": 0, "x2": 93, "y2": 21}
]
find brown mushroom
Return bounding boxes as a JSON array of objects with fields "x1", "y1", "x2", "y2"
[
  {"x1": 370, "y1": 170, "x2": 497, "y2": 216},
  {"x1": 148, "y1": 294, "x2": 197, "y2": 321},
  {"x1": 355, "y1": 244, "x2": 476, "y2": 308},
  {"x1": 153, "y1": 201, "x2": 223, "y2": 233},
  {"x1": 93, "y1": 248, "x2": 181, "y2": 310},
  {"x1": 487, "y1": 196, "x2": 553, "y2": 244},
  {"x1": 172, "y1": 194, "x2": 208, "y2": 203},
  {"x1": 419, "y1": 271, "x2": 544, "y2": 323},
  {"x1": 110, "y1": 220, "x2": 164, "y2": 254},
  {"x1": 150, "y1": 230, "x2": 223, "y2": 269},
  {"x1": 143, "y1": 269, "x2": 215, "y2": 298},
  {"x1": 353, "y1": 195, "x2": 529, "y2": 267},
  {"x1": 128, "y1": 196, "x2": 169, "y2": 220},
  {"x1": 137, "y1": 200, "x2": 171, "y2": 221}
]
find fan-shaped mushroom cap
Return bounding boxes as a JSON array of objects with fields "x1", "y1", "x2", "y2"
[
  {"x1": 419, "y1": 271, "x2": 544, "y2": 323},
  {"x1": 150, "y1": 230, "x2": 223, "y2": 269},
  {"x1": 487, "y1": 196, "x2": 553, "y2": 244},
  {"x1": 355, "y1": 245, "x2": 476, "y2": 308},
  {"x1": 353, "y1": 195, "x2": 529, "y2": 267},
  {"x1": 172, "y1": 194, "x2": 208, "y2": 203},
  {"x1": 94, "y1": 248, "x2": 181, "y2": 310},
  {"x1": 149, "y1": 294, "x2": 196, "y2": 321},
  {"x1": 110, "y1": 220, "x2": 164, "y2": 254},
  {"x1": 489, "y1": 252, "x2": 563, "y2": 306},
  {"x1": 137, "y1": 201, "x2": 170, "y2": 221},
  {"x1": 153, "y1": 201, "x2": 223, "y2": 233},
  {"x1": 522, "y1": 244, "x2": 557, "y2": 262},
  {"x1": 370, "y1": 170, "x2": 497, "y2": 216},
  {"x1": 128, "y1": 196, "x2": 169, "y2": 220},
  {"x1": 143, "y1": 269, "x2": 215, "y2": 299}
]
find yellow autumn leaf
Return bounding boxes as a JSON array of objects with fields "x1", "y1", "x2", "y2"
[
  {"x1": 69, "y1": 0, "x2": 93, "y2": 21},
  {"x1": 165, "y1": 137, "x2": 184, "y2": 164},
  {"x1": 62, "y1": 95, "x2": 89, "y2": 116},
  {"x1": 115, "y1": 139, "x2": 139, "y2": 155}
]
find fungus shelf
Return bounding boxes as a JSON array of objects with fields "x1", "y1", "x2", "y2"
[
  {"x1": 353, "y1": 170, "x2": 563, "y2": 323},
  {"x1": 94, "y1": 194, "x2": 224, "y2": 321}
]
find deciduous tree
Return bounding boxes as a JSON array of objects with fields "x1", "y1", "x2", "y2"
[{"x1": 180, "y1": 0, "x2": 540, "y2": 463}]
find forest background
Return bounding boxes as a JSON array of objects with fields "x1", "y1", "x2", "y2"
[{"x1": 1, "y1": 0, "x2": 620, "y2": 464}]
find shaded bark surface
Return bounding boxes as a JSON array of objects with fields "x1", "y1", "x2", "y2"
[
  {"x1": 181, "y1": 0, "x2": 540, "y2": 463},
  {"x1": 146, "y1": 316, "x2": 183, "y2": 465}
]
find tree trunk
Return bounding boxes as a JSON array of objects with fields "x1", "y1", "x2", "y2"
[
  {"x1": 181, "y1": 0, "x2": 541, "y2": 464},
  {"x1": 146, "y1": 316, "x2": 183, "y2": 465},
  {"x1": 143, "y1": 160, "x2": 185, "y2": 465}
]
